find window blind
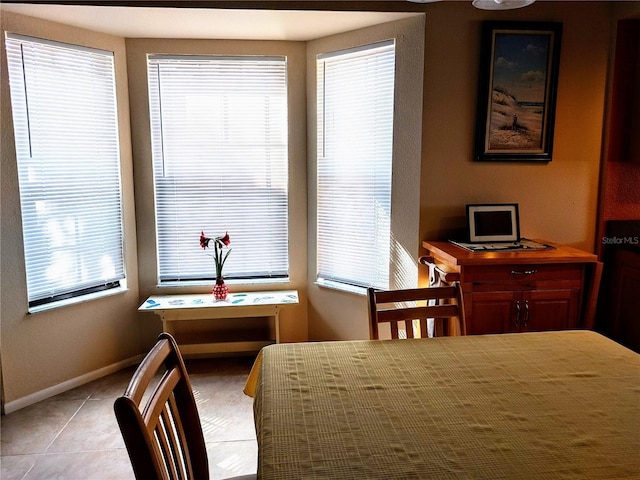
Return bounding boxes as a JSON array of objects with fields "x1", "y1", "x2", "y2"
[
  {"x1": 316, "y1": 41, "x2": 395, "y2": 290},
  {"x1": 5, "y1": 33, "x2": 125, "y2": 307},
  {"x1": 147, "y1": 55, "x2": 289, "y2": 282}
]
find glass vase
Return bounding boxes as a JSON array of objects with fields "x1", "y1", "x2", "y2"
[{"x1": 212, "y1": 277, "x2": 229, "y2": 301}]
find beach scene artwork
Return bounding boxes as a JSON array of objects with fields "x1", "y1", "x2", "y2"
[{"x1": 487, "y1": 31, "x2": 552, "y2": 152}]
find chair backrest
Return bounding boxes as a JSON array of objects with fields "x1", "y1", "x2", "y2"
[
  {"x1": 114, "y1": 333, "x2": 208, "y2": 480},
  {"x1": 367, "y1": 285, "x2": 466, "y2": 340}
]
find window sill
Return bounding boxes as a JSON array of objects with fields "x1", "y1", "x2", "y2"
[
  {"x1": 157, "y1": 277, "x2": 290, "y2": 289},
  {"x1": 315, "y1": 278, "x2": 367, "y2": 296},
  {"x1": 28, "y1": 283, "x2": 129, "y2": 314}
]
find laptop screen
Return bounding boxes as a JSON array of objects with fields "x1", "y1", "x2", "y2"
[
  {"x1": 467, "y1": 204, "x2": 520, "y2": 243},
  {"x1": 474, "y1": 211, "x2": 513, "y2": 237}
]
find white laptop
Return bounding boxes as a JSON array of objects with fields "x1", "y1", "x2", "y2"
[{"x1": 449, "y1": 203, "x2": 551, "y2": 252}]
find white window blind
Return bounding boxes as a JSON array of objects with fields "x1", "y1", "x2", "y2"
[
  {"x1": 147, "y1": 55, "x2": 289, "y2": 282},
  {"x1": 316, "y1": 41, "x2": 395, "y2": 290},
  {"x1": 5, "y1": 34, "x2": 125, "y2": 307}
]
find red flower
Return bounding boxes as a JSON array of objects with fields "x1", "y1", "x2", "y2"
[
  {"x1": 199, "y1": 230, "x2": 232, "y2": 279},
  {"x1": 200, "y1": 231, "x2": 212, "y2": 249},
  {"x1": 219, "y1": 232, "x2": 231, "y2": 246}
]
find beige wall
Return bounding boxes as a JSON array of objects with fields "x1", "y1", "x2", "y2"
[
  {"x1": 419, "y1": 2, "x2": 612, "y2": 254},
  {"x1": 125, "y1": 38, "x2": 309, "y2": 349},
  {"x1": 1, "y1": 12, "x2": 141, "y2": 409}
]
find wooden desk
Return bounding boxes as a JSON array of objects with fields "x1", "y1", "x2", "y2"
[
  {"x1": 422, "y1": 240, "x2": 601, "y2": 335},
  {"x1": 139, "y1": 291, "x2": 298, "y2": 355}
]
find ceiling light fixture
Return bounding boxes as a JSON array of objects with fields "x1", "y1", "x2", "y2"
[
  {"x1": 407, "y1": 0, "x2": 535, "y2": 8},
  {"x1": 472, "y1": 0, "x2": 535, "y2": 10}
]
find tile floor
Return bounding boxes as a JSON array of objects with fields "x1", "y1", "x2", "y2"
[{"x1": 1, "y1": 355, "x2": 259, "y2": 479}]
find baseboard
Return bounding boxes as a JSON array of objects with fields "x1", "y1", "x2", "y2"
[{"x1": 3, "y1": 354, "x2": 143, "y2": 415}]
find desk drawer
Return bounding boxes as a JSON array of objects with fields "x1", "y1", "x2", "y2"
[{"x1": 463, "y1": 263, "x2": 583, "y2": 286}]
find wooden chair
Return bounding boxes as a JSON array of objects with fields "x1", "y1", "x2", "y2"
[
  {"x1": 114, "y1": 332, "x2": 256, "y2": 480},
  {"x1": 367, "y1": 285, "x2": 466, "y2": 340}
]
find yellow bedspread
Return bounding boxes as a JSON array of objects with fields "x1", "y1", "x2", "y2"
[{"x1": 249, "y1": 330, "x2": 640, "y2": 479}]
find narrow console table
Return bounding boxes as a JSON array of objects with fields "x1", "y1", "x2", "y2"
[
  {"x1": 421, "y1": 241, "x2": 602, "y2": 336},
  {"x1": 139, "y1": 290, "x2": 298, "y2": 355}
]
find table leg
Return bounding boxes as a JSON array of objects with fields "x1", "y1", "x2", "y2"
[{"x1": 161, "y1": 314, "x2": 172, "y2": 336}]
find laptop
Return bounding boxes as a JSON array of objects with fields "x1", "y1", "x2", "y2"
[{"x1": 449, "y1": 203, "x2": 551, "y2": 252}]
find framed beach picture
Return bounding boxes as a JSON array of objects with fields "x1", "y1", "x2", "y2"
[{"x1": 474, "y1": 22, "x2": 563, "y2": 162}]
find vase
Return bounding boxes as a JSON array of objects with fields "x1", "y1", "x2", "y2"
[{"x1": 212, "y1": 277, "x2": 229, "y2": 301}]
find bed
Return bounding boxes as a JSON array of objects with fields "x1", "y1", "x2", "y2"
[{"x1": 246, "y1": 330, "x2": 640, "y2": 479}]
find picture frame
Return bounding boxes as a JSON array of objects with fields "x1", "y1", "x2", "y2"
[
  {"x1": 466, "y1": 203, "x2": 520, "y2": 243},
  {"x1": 474, "y1": 22, "x2": 563, "y2": 162}
]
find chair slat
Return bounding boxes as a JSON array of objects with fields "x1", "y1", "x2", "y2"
[
  {"x1": 367, "y1": 286, "x2": 465, "y2": 340},
  {"x1": 376, "y1": 305, "x2": 459, "y2": 323},
  {"x1": 406, "y1": 320, "x2": 415, "y2": 338},
  {"x1": 390, "y1": 321, "x2": 399, "y2": 339},
  {"x1": 374, "y1": 286, "x2": 457, "y2": 304},
  {"x1": 125, "y1": 340, "x2": 173, "y2": 404},
  {"x1": 143, "y1": 367, "x2": 181, "y2": 425},
  {"x1": 157, "y1": 407, "x2": 181, "y2": 480},
  {"x1": 161, "y1": 400, "x2": 189, "y2": 480},
  {"x1": 420, "y1": 319, "x2": 428, "y2": 337}
]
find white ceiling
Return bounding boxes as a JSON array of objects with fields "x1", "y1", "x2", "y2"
[{"x1": 0, "y1": 3, "x2": 424, "y2": 41}]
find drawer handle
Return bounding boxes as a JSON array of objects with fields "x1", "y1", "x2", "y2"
[
  {"x1": 514, "y1": 300, "x2": 521, "y2": 329},
  {"x1": 523, "y1": 300, "x2": 529, "y2": 328},
  {"x1": 511, "y1": 269, "x2": 537, "y2": 276}
]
